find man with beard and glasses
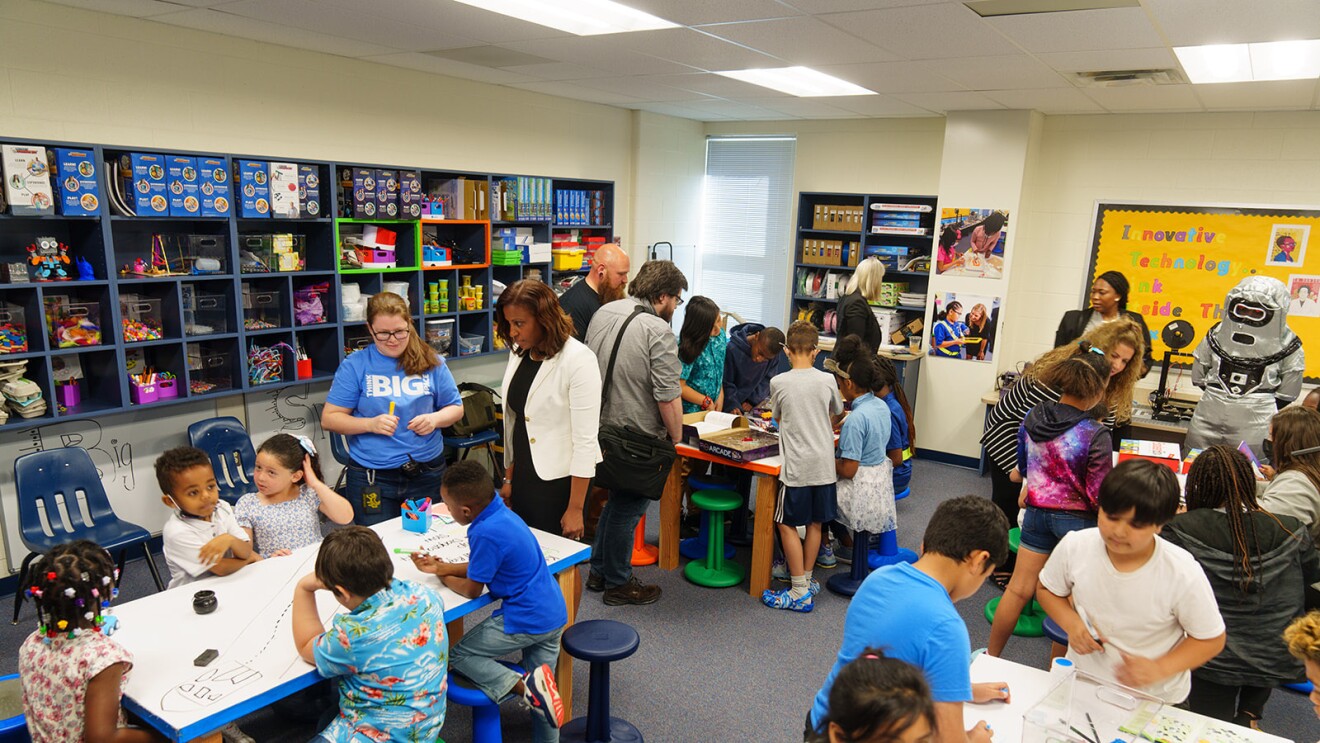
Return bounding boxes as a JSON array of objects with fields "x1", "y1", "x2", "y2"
[
  {"x1": 582, "y1": 260, "x2": 687, "y2": 606},
  {"x1": 559, "y1": 242, "x2": 631, "y2": 340}
]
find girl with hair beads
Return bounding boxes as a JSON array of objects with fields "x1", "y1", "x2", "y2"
[
  {"x1": 1165, "y1": 445, "x2": 1320, "y2": 728},
  {"x1": 236, "y1": 434, "x2": 354, "y2": 557},
  {"x1": 808, "y1": 648, "x2": 935, "y2": 743},
  {"x1": 19, "y1": 540, "x2": 163, "y2": 742},
  {"x1": 988, "y1": 345, "x2": 1113, "y2": 657}
]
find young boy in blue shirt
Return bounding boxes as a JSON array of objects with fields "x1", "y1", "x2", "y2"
[
  {"x1": 808, "y1": 496, "x2": 1011, "y2": 743},
  {"x1": 412, "y1": 460, "x2": 566, "y2": 740}
]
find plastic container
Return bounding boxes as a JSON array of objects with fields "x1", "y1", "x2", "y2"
[
  {"x1": 187, "y1": 345, "x2": 232, "y2": 395},
  {"x1": 239, "y1": 233, "x2": 305, "y2": 273},
  {"x1": 242, "y1": 288, "x2": 282, "y2": 330},
  {"x1": 458, "y1": 332, "x2": 483, "y2": 356},
  {"x1": 182, "y1": 286, "x2": 228, "y2": 336},
  {"x1": 119, "y1": 295, "x2": 165, "y2": 342},
  {"x1": 0, "y1": 303, "x2": 29, "y2": 354},
  {"x1": 552, "y1": 248, "x2": 585, "y2": 271},
  {"x1": 45, "y1": 296, "x2": 102, "y2": 348},
  {"x1": 426, "y1": 319, "x2": 455, "y2": 356}
]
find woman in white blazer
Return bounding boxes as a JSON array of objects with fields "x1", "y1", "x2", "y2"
[{"x1": 495, "y1": 280, "x2": 603, "y2": 539}]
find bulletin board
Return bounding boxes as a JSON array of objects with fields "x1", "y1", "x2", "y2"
[{"x1": 1088, "y1": 202, "x2": 1320, "y2": 378}]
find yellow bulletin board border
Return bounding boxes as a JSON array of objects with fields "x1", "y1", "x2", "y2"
[{"x1": 1087, "y1": 201, "x2": 1320, "y2": 381}]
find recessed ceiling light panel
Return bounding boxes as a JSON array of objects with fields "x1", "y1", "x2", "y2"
[
  {"x1": 450, "y1": 0, "x2": 679, "y2": 36},
  {"x1": 713, "y1": 67, "x2": 877, "y2": 97},
  {"x1": 1176, "y1": 39, "x2": 1320, "y2": 83}
]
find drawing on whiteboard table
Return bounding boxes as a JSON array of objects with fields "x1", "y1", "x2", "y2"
[
  {"x1": 5, "y1": 420, "x2": 134, "y2": 491},
  {"x1": 161, "y1": 552, "x2": 336, "y2": 711},
  {"x1": 263, "y1": 385, "x2": 324, "y2": 437}
]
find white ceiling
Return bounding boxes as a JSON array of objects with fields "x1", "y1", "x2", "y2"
[{"x1": 44, "y1": 0, "x2": 1320, "y2": 120}]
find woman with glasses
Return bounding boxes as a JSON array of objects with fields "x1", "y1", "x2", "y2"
[
  {"x1": 495, "y1": 280, "x2": 602, "y2": 540},
  {"x1": 322, "y1": 292, "x2": 464, "y2": 525}
]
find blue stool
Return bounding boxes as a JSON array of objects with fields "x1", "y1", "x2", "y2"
[
  {"x1": 826, "y1": 530, "x2": 874, "y2": 597},
  {"x1": 894, "y1": 487, "x2": 910, "y2": 501},
  {"x1": 0, "y1": 673, "x2": 29, "y2": 743},
  {"x1": 1043, "y1": 616, "x2": 1068, "y2": 646},
  {"x1": 446, "y1": 662, "x2": 525, "y2": 743},
  {"x1": 561, "y1": 620, "x2": 643, "y2": 743},
  {"x1": 681, "y1": 474, "x2": 737, "y2": 560},
  {"x1": 445, "y1": 429, "x2": 502, "y2": 474},
  {"x1": 1283, "y1": 680, "x2": 1315, "y2": 695},
  {"x1": 867, "y1": 530, "x2": 918, "y2": 570}
]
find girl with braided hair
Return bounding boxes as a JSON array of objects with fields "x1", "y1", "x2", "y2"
[
  {"x1": 19, "y1": 540, "x2": 163, "y2": 742},
  {"x1": 1164, "y1": 446, "x2": 1320, "y2": 728}
]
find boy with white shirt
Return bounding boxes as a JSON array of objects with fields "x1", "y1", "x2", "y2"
[
  {"x1": 156, "y1": 446, "x2": 258, "y2": 589},
  {"x1": 1038, "y1": 459, "x2": 1226, "y2": 704}
]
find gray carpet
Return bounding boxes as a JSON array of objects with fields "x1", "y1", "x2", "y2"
[{"x1": 3, "y1": 460, "x2": 1316, "y2": 741}]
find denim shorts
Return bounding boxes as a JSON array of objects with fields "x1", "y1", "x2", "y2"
[{"x1": 1019, "y1": 506, "x2": 1096, "y2": 554}]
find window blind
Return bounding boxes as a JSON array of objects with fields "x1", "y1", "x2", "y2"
[{"x1": 697, "y1": 136, "x2": 796, "y2": 329}]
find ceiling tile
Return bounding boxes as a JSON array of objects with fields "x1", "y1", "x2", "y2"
[
  {"x1": 923, "y1": 54, "x2": 1071, "y2": 90},
  {"x1": 309, "y1": 0, "x2": 568, "y2": 44},
  {"x1": 1036, "y1": 48, "x2": 1178, "y2": 73},
  {"x1": 506, "y1": 81, "x2": 647, "y2": 106},
  {"x1": 627, "y1": 0, "x2": 804, "y2": 25},
  {"x1": 1081, "y1": 84, "x2": 1204, "y2": 113},
  {"x1": 986, "y1": 7, "x2": 1163, "y2": 53},
  {"x1": 983, "y1": 87, "x2": 1105, "y2": 113},
  {"x1": 1143, "y1": 0, "x2": 1320, "y2": 46},
  {"x1": 1193, "y1": 80, "x2": 1320, "y2": 112},
  {"x1": 674, "y1": 99, "x2": 793, "y2": 119},
  {"x1": 604, "y1": 27, "x2": 786, "y2": 70},
  {"x1": 890, "y1": 90, "x2": 1006, "y2": 113},
  {"x1": 747, "y1": 97, "x2": 866, "y2": 118},
  {"x1": 149, "y1": 8, "x2": 401, "y2": 58},
  {"x1": 820, "y1": 94, "x2": 938, "y2": 117},
  {"x1": 43, "y1": 0, "x2": 184, "y2": 16},
  {"x1": 785, "y1": 0, "x2": 948, "y2": 12},
  {"x1": 639, "y1": 72, "x2": 796, "y2": 98},
  {"x1": 631, "y1": 101, "x2": 734, "y2": 120},
  {"x1": 497, "y1": 37, "x2": 702, "y2": 76},
  {"x1": 819, "y1": 3, "x2": 1021, "y2": 60},
  {"x1": 501, "y1": 62, "x2": 621, "y2": 81},
  {"x1": 814, "y1": 61, "x2": 966, "y2": 94},
  {"x1": 565, "y1": 76, "x2": 720, "y2": 102},
  {"x1": 359, "y1": 52, "x2": 536, "y2": 85},
  {"x1": 216, "y1": 0, "x2": 475, "y2": 52},
  {"x1": 696, "y1": 17, "x2": 899, "y2": 67}
]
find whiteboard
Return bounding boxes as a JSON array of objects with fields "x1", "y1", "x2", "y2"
[{"x1": 0, "y1": 399, "x2": 220, "y2": 574}]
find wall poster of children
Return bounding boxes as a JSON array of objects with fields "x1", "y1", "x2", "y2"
[
  {"x1": 929, "y1": 292, "x2": 1001, "y2": 362},
  {"x1": 934, "y1": 208, "x2": 1009, "y2": 278}
]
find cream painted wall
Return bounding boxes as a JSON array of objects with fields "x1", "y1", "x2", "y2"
[{"x1": 630, "y1": 111, "x2": 705, "y2": 281}]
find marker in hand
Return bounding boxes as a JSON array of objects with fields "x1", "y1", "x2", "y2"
[{"x1": 389, "y1": 401, "x2": 396, "y2": 416}]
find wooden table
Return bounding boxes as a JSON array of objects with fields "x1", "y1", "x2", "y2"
[
  {"x1": 659, "y1": 443, "x2": 784, "y2": 598},
  {"x1": 113, "y1": 519, "x2": 590, "y2": 742}
]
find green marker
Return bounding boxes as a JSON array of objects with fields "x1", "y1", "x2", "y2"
[{"x1": 393, "y1": 548, "x2": 421, "y2": 555}]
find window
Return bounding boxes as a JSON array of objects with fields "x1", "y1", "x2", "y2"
[{"x1": 697, "y1": 136, "x2": 796, "y2": 330}]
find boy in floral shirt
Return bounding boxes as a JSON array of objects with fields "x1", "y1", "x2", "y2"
[{"x1": 292, "y1": 526, "x2": 448, "y2": 743}]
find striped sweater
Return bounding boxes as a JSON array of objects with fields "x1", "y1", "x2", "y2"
[{"x1": 981, "y1": 377, "x2": 1115, "y2": 475}]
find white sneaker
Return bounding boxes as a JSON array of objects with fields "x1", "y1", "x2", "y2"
[{"x1": 771, "y1": 558, "x2": 789, "y2": 582}]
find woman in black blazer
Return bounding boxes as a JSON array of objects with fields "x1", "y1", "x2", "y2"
[
  {"x1": 835, "y1": 257, "x2": 886, "y2": 350},
  {"x1": 1055, "y1": 270, "x2": 1153, "y2": 377}
]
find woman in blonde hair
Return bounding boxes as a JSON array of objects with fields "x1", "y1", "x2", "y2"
[
  {"x1": 835, "y1": 257, "x2": 886, "y2": 350},
  {"x1": 979, "y1": 318, "x2": 1145, "y2": 581},
  {"x1": 322, "y1": 292, "x2": 464, "y2": 525}
]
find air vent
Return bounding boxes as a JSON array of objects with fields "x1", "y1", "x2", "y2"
[{"x1": 1071, "y1": 69, "x2": 1187, "y2": 87}]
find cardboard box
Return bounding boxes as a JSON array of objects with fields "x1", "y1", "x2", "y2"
[
  {"x1": 1118, "y1": 439, "x2": 1182, "y2": 472},
  {"x1": 700, "y1": 423, "x2": 780, "y2": 462},
  {"x1": 297, "y1": 164, "x2": 321, "y2": 217},
  {"x1": 198, "y1": 158, "x2": 231, "y2": 217},
  {"x1": 237, "y1": 160, "x2": 270, "y2": 218},
  {"x1": 398, "y1": 169, "x2": 421, "y2": 218},
  {"x1": 2, "y1": 145, "x2": 54, "y2": 215},
  {"x1": 167, "y1": 156, "x2": 200, "y2": 217},
  {"x1": 376, "y1": 169, "x2": 399, "y2": 219},
  {"x1": 125, "y1": 152, "x2": 168, "y2": 216},
  {"x1": 49, "y1": 148, "x2": 100, "y2": 216},
  {"x1": 352, "y1": 168, "x2": 376, "y2": 219},
  {"x1": 268, "y1": 161, "x2": 299, "y2": 218}
]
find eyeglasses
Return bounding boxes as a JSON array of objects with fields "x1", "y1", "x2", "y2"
[
  {"x1": 673, "y1": 295, "x2": 685, "y2": 307},
  {"x1": 372, "y1": 329, "x2": 410, "y2": 342}
]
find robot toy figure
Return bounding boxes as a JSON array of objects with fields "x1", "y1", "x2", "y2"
[
  {"x1": 1184, "y1": 276, "x2": 1305, "y2": 450},
  {"x1": 26, "y1": 236, "x2": 71, "y2": 281}
]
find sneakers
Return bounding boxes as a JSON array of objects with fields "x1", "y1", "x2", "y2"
[
  {"x1": 220, "y1": 723, "x2": 255, "y2": 743},
  {"x1": 762, "y1": 587, "x2": 814, "y2": 612},
  {"x1": 816, "y1": 543, "x2": 837, "y2": 568},
  {"x1": 521, "y1": 663, "x2": 565, "y2": 729},
  {"x1": 833, "y1": 540, "x2": 852, "y2": 565},
  {"x1": 771, "y1": 558, "x2": 789, "y2": 582},
  {"x1": 603, "y1": 576, "x2": 662, "y2": 606},
  {"x1": 585, "y1": 570, "x2": 605, "y2": 592}
]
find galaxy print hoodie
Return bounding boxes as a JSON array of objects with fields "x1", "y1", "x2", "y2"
[{"x1": 1016, "y1": 401, "x2": 1112, "y2": 513}]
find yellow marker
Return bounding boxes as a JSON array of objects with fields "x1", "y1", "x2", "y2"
[{"x1": 389, "y1": 401, "x2": 396, "y2": 416}]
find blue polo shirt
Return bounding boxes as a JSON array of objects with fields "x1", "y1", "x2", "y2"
[
  {"x1": 325, "y1": 346, "x2": 463, "y2": 469},
  {"x1": 838, "y1": 393, "x2": 890, "y2": 467},
  {"x1": 466, "y1": 496, "x2": 567, "y2": 636}
]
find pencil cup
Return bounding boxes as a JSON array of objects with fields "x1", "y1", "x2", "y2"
[
  {"x1": 56, "y1": 380, "x2": 81, "y2": 408},
  {"x1": 402, "y1": 498, "x2": 432, "y2": 533},
  {"x1": 297, "y1": 359, "x2": 313, "y2": 379}
]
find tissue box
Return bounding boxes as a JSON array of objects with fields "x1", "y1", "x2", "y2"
[{"x1": 402, "y1": 497, "x2": 432, "y2": 533}]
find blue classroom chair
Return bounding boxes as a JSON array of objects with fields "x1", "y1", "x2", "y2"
[
  {"x1": 12, "y1": 447, "x2": 164, "y2": 625},
  {"x1": 187, "y1": 416, "x2": 257, "y2": 504}
]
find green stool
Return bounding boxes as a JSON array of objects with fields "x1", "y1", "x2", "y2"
[
  {"x1": 683, "y1": 488, "x2": 744, "y2": 588},
  {"x1": 983, "y1": 596, "x2": 1046, "y2": 637},
  {"x1": 1008, "y1": 527, "x2": 1021, "y2": 553}
]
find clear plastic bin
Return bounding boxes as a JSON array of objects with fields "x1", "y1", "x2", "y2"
[
  {"x1": 45, "y1": 296, "x2": 102, "y2": 348},
  {"x1": 458, "y1": 332, "x2": 483, "y2": 356},
  {"x1": 120, "y1": 295, "x2": 164, "y2": 342},
  {"x1": 182, "y1": 285, "x2": 228, "y2": 336},
  {"x1": 0, "y1": 303, "x2": 29, "y2": 354},
  {"x1": 242, "y1": 288, "x2": 282, "y2": 330},
  {"x1": 187, "y1": 345, "x2": 232, "y2": 395}
]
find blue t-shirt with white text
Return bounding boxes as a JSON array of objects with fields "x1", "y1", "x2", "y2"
[{"x1": 325, "y1": 346, "x2": 463, "y2": 469}]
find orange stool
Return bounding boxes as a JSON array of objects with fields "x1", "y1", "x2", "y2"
[{"x1": 631, "y1": 514, "x2": 658, "y2": 566}]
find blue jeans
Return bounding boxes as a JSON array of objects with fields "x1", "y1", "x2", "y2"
[
  {"x1": 450, "y1": 613, "x2": 564, "y2": 743},
  {"x1": 344, "y1": 454, "x2": 446, "y2": 526},
  {"x1": 1019, "y1": 506, "x2": 1096, "y2": 553},
  {"x1": 589, "y1": 490, "x2": 651, "y2": 588}
]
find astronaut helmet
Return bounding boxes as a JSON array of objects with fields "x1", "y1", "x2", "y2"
[{"x1": 1213, "y1": 275, "x2": 1296, "y2": 357}]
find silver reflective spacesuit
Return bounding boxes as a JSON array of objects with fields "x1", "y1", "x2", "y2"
[{"x1": 1184, "y1": 276, "x2": 1305, "y2": 450}]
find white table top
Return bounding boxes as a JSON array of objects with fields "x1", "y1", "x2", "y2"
[
  {"x1": 967, "y1": 655, "x2": 1288, "y2": 743},
  {"x1": 114, "y1": 517, "x2": 589, "y2": 742}
]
